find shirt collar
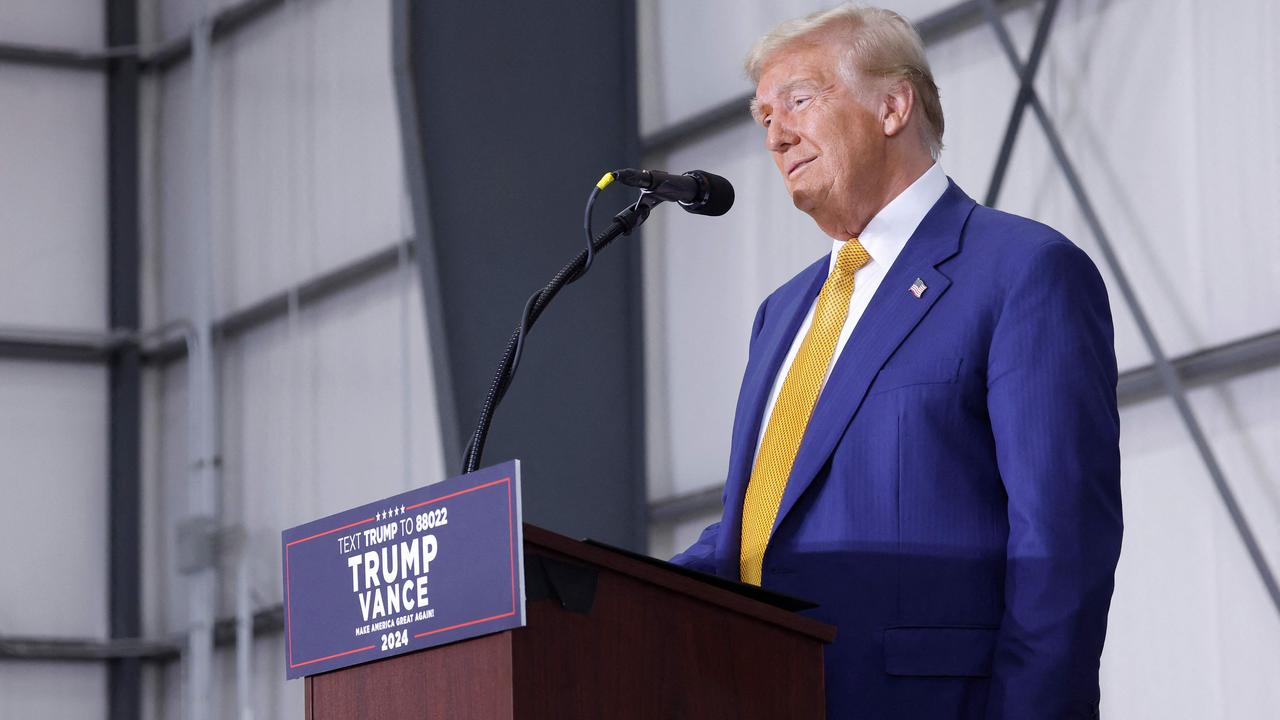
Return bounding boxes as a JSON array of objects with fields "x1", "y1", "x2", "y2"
[{"x1": 828, "y1": 162, "x2": 949, "y2": 273}]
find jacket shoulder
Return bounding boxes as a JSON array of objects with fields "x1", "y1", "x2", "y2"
[{"x1": 961, "y1": 204, "x2": 1101, "y2": 277}]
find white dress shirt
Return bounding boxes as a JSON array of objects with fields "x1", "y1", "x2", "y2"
[{"x1": 753, "y1": 162, "x2": 949, "y2": 461}]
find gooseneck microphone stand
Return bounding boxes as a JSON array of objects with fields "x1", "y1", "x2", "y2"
[{"x1": 460, "y1": 189, "x2": 663, "y2": 474}]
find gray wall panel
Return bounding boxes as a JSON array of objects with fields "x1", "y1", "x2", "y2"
[
  {"x1": 0, "y1": 66, "x2": 107, "y2": 330},
  {"x1": 0, "y1": 1, "x2": 104, "y2": 47},
  {"x1": 0, "y1": 363, "x2": 107, "y2": 637},
  {"x1": 0, "y1": 662, "x2": 107, "y2": 719}
]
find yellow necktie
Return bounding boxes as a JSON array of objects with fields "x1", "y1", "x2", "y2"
[{"x1": 739, "y1": 239, "x2": 871, "y2": 585}]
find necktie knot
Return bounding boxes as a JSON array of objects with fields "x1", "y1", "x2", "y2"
[{"x1": 834, "y1": 238, "x2": 871, "y2": 277}]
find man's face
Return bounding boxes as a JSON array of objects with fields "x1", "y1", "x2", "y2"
[{"x1": 753, "y1": 42, "x2": 886, "y2": 226}]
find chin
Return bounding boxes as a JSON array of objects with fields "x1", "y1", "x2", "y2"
[
  {"x1": 791, "y1": 182, "x2": 831, "y2": 216},
  {"x1": 789, "y1": 187, "x2": 816, "y2": 213}
]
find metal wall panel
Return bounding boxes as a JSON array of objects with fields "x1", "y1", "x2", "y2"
[
  {"x1": 1102, "y1": 366, "x2": 1280, "y2": 718},
  {"x1": 146, "y1": 0, "x2": 404, "y2": 326},
  {"x1": 0, "y1": 363, "x2": 108, "y2": 636},
  {"x1": 0, "y1": 66, "x2": 107, "y2": 330},
  {"x1": 151, "y1": 0, "x2": 245, "y2": 44},
  {"x1": 0, "y1": 662, "x2": 107, "y2": 719},
  {"x1": 0, "y1": 0, "x2": 104, "y2": 47}
]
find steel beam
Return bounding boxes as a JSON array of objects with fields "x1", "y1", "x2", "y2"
[
  {"x1": 0, "y1": 42, "x2": 114, "y2": 71},
  {"x1": 106, "y1": 0, "x2": 143, "y2": 717},
  {"x1": 0, "y1": 331, "x2": 120, "y2": 363},
  {"x1": 0, "y1": 636, "x2": 178, "y2": 663},
  {"x1": 1118, "y1": 328, "x2": 1280, "y2": 405},
  {"x1": 639, "y1": 0, "x2": 1037, "y2": 156}
]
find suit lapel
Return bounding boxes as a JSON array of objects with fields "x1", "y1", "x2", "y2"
[
  {"x1": 769, "y1": 181, "x2": 976, "y2": 539},
  {"x1": 716, "y1": 257, "x2": 828, "y2": 577}
]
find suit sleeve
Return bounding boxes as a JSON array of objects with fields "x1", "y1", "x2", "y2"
[
  {"x1": 669, "y1": 521, "x2": 722, "y2": 573},
  {"x1": 669, "y1": 296, "x2": 773, "y2": 576},
  {"x1": 984, "y1": 239, "x2": 1123, "y2": 720}
]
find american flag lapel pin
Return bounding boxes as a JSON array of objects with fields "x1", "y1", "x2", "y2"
[{"x1": 909, "y1": 277, "x2": 927, "y2": 298}]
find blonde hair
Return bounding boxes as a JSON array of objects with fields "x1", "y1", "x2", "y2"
[{"x1": 745, "y1": 4, "x2": 944, "y2": 158}]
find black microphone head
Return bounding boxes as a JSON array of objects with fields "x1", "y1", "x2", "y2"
[{"x1": 681, "y1": 170, "x2": 734, "y2": 216}]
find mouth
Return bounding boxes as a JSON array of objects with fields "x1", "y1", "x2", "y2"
[{"x1": 787, "y1": 157, "x2": 815, "y2": 177}]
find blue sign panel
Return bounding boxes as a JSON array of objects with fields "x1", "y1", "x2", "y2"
[{"x1": 281, "y1": 460, "x2": 524, "y2": 679}]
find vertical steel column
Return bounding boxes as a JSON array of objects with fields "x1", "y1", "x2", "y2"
[
  {"x1": 106, "y1": 1, "x2": 142, "y2": 718},
  {"x1": 979, "y1": 0, "x2": 1280, "y2": 616}
]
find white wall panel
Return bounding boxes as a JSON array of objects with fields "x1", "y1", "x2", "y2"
[
  {"x1": 215, "y1": 0, "x2": 402, "y2": 312},
  {"x1": 0, "y1": 0, "x2": 103, "y2": 47},
  {"x1": 151, "y1": 0, "x2": 244, "y2": 44},
  {"x1": 0, "y1": 66, "x2": 107, "y2": 330},
  {"x1": 0, "y1": 363, "x2": 107, "y2": 637},
  {"x1": 0, "y1": 662, "x2": 106, "y2": 720},
  {"x1": 148, "y1": 0, "x2": 402, "y2": 326},
  {"x1": 1103, "y1": 366, "x2": 1280, "y2": 718}
]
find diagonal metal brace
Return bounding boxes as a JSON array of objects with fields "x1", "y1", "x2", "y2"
[
  {"x1": 985, "y1": 0, "x2": 1060, "y2": 206},
  {"x1": 979, "y1": 0, "x2": 1280, "y2": 618}
]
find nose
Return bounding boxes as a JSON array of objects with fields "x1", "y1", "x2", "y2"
[{"x1": 766, "y1": 115, "x2": 798, "y2": 153}]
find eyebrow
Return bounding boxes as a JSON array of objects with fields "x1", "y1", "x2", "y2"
[{"x1": 749, "y1": 78, "x2": 819, "y2": 123}]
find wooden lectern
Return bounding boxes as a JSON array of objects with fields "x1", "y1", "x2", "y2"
[{"x1": 306, "y1": 524, "x2": 834, "y2": 719}]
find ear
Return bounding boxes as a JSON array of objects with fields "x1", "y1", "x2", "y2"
[{"x1": 880, "y1": 79, "x2": 915, "y2": 139}]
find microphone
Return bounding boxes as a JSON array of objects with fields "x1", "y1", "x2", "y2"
[{"x1": 613, "y1": 168, "x2": 735, "y2": 217}]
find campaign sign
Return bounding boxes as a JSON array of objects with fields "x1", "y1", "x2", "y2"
[{"x1": 281, "y1": 460, "x2": 524, "y2": 679}]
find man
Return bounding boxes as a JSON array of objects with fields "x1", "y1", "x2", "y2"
[{"x1": 671, "y1": 6, "x2": 1123, "y2": 719}]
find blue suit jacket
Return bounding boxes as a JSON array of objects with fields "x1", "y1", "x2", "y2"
[{"x1": 672, "y1": 181, "x2": 1122, "y2": 719}]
